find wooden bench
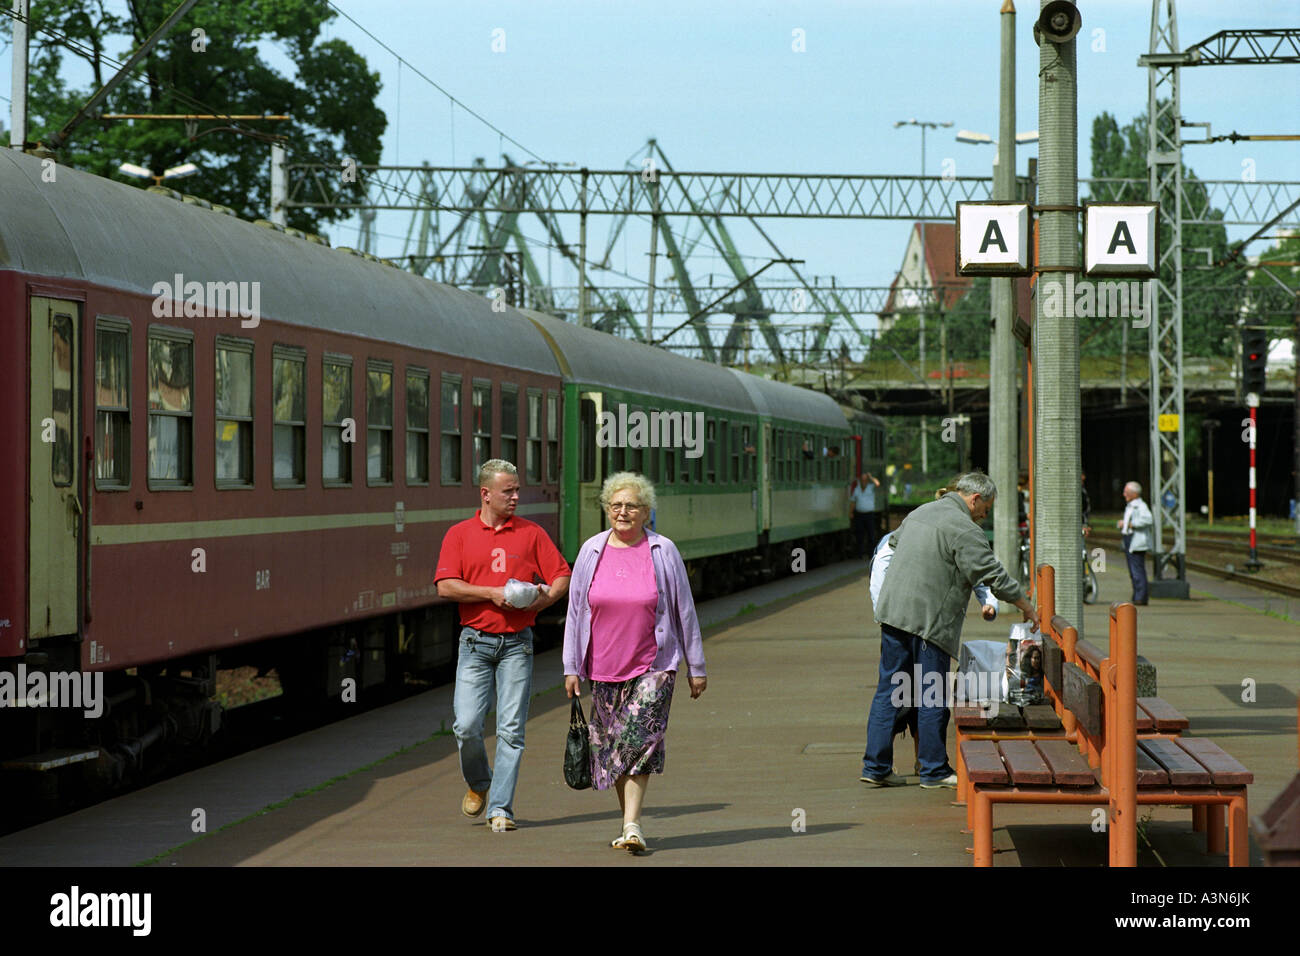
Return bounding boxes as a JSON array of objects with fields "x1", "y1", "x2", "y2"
[{"x1": 959, "y1": 564, "x2": 1254, "y2": 867}]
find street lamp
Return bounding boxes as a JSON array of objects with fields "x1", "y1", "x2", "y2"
[
  {"x1": 893, "y1": 118, "x2": 953, "y2": 177},
  {"x1": 955, "y1": 129, "x2": 1039, "y2": 164},
  {"x1": 118, "y1": 161, "x2": 199, "y2": 186}
]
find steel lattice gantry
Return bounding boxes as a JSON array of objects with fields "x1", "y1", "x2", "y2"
[{"x1": 1139, "y1": 9, "x2": 1300, "y2": 592}]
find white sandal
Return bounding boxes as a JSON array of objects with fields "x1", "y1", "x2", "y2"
[{"x1": 620, "y1": 822, "x2": 646, "y2": 854}]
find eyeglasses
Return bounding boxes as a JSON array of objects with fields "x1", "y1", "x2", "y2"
[{"x1": 608, "y1": 502, "x2": 643, "y2": 513}]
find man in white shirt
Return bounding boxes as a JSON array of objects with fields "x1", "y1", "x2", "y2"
[
  {"x1": 1116, "y1": 480, "x2": 1153, "y2": 605},
  {"x1": 850, "y1": 472, "x2": 882, "y2": 559}
]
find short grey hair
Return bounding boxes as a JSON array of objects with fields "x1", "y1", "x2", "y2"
[
  {"x1": 1125, "y1": 480, "x2": 1142, "y2": 496},
  {"x1": 953, "y1": 471, "x2": 997, "y2": 500},
  {"x1": 599, "y1": 471, "x2": 657, "y2": 513},
  {"x1": 477, "y1": 459, "x2": 518, "y2": 488}
]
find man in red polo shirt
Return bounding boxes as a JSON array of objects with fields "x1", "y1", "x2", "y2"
[{"x1": 435, "y1": 459, "x2": 570, "y2": 832}]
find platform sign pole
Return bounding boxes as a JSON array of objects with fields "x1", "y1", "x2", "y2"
[{"x1": 1246, "y1": 394, "x2": 1262, "y2": 572}]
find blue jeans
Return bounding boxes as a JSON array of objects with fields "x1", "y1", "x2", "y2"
[
  {"x1": 453, "y1": 626, "x2": 534, "y2": 820},
  {"x1": 1123, "y1": 536, "x2": 1148, "y2": 603},
  {"x1": 862, "y1": 624, "x2": 954, "y2": 783}
]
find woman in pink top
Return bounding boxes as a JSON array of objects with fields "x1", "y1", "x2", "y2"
[{"x1": 563, "y1": 472, "x2": 707, "y2": 853}]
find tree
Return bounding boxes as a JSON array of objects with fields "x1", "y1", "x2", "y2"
[
  {"x1": 5, "y1": 0, "x2": 385, "y2": 235},
  {"x1": 1089, "y1": 108, "x2": 1243, "y2": 359}
]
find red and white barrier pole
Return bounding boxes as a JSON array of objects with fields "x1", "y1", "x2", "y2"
[{"x1": 1246, "y1": 393, "x2": 1262, "y2": 572}]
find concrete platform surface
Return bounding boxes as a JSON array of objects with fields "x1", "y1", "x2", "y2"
[{"x1": 1, "y1": 559, "x2": 1295, "y2": 867}]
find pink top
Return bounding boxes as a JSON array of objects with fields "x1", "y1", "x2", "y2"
[{"x1": 586, "y1": 535, "x2": 659, "y2": 683}]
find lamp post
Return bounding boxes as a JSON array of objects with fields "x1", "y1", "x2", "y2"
[
  {"x1": 894, "y1": 119, "x2": 952, "y2": 481},
  {"x1": 118, "y1": 161, "x2": 199, "y2": 187}
]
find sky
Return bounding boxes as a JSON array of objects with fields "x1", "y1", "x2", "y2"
[{"x1": 5, "y1": 0, "x2": 1298, "y2": 335}]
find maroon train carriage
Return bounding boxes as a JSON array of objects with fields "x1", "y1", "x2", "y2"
[{"x1": 0, "y1": 149, "x2": 566, "y2": 788}]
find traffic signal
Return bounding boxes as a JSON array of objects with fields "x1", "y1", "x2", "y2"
[{"x1": 1242, "y1": 329, "x2": 1267, "y2": 396}]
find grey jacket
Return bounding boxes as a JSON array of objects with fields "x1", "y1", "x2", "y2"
[{"x1": 874, "y1": 493, "x2": 1025, "y2": 659}]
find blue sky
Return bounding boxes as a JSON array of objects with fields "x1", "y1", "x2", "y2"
[
  {"x1": 6, "y1": 1, "x2": 1298, "y2": 327},
  {"x1": 313, "y1": 0, "x2": 1298, "y2": 300}
]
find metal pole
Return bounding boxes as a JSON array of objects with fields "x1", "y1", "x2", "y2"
[
  {"x1": 646, "y1": 179, "x2": 659, "y2": 342},
  {"x1": 10, "y1": 0, "x2": 28, "y2": 150},
  {"x1": 578, "y1": 167, "x2": 589, "y2": 327},
  {"x1": 1246, "y1": 398, "x2": 1261, "y2": 571},
  {"x1": 991, "y1": 0, "x2": 1019, "y2": 586},
  {"x1": 270, "y1": 143, "x2": 287, "y2": 226},
  {"x1": 1034, "y1": 0, "x2": 1083, "y2": 626}
]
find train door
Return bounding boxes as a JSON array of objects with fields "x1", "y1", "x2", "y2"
[
  {"x1": 759, "y1": 421, "x2": 772, "y2": 533},
  {"x1": 29, "y1": 297, "x2": 81, "y2": 640},
  {"x1": 577, "y1": 391, "x2": 604, "y2": 543}
]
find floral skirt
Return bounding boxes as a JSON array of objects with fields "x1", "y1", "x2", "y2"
[{"x1": 588, "y1": 670, "x2": 676, "y2": 791}]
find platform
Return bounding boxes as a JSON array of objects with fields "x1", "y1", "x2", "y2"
[{"x1": 1, "y1": 559, "x2": 1295, "y2": 867}]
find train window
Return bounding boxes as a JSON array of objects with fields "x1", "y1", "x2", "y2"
[
  {"x1": 94, "y1": 319, "x2": 131, "y2": 488},
  {"x1": 367, "y1": 361, "x2": 394, "y2": 485},
  {"x1": 728, "y1": 423, "x2": 738, "y2": 484},
  {"x1": 741, "y1": 425, "x2": 752, "y2": 482},
  {"x1": 526, "y1": 388, "x2": 542, "y2": 483},
  {"x1": 625, "y1": 407, "x2": 642, "y2": 474},
  {"x1": 215, "y1": 337, "x2": 253, "y2": 487},
  {"x1": 272, "y1": 346, "x2": 306, "y2": 486},
  {"x1": 645, "y1": 443, "x2": 659, "y2": 482},
  {"x1": 579, "y1": 398, "x2": 597, "y2": 483},
  {"x1": 322, "y1": 356, "x2": 352, "y2": 485},
  {"x1": 406, "y1": 368, "x2": 429, "y2": 484},
  {"x1": 148, "y1": 329, "x2": 195, "y2": 486},
  {"x1": 501, "y1": 384, "x2": 519, "y2": 465},
  {"x1": 546, "y1": 391, "x2": 559, "y2": 483},
  {"x1": 664, "y1": 447, "x2": 676, "y2": 484},
  {"x1": 50, "y1": 313, "x2": 75, "y2": 487},
  {"x1": 705, "y1": 419, "x2": 716, "y2": 482},
  {"x1": 441, "y1": 374, "x2": 462, "y2": 484},
  {"x1": 471, "y1": 379, "x2": 492, "y2": 478}
]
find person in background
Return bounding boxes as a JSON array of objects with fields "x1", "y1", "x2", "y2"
[
  {"x1": 1117, "y1": 480, "x2": 1153, "y2": 606},
  {"x1": 1081, "y1": 470, "x2": 1092, "y2": 537},
  {"x1": 563, "y1": 472, "x2": 707, "y2": 854},
  {"x1": 850, "y1": 471, "x2": 883, "y2": 560},
  {"x1": 862, "y1": 472, "x2": 1038, "y2": 790},
  {"x1": 435, "y1": 460, "x2": 571, "y2": 833}
]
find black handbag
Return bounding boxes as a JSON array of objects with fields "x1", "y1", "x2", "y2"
[{"x1": 564, "y1": 697, "x2": 592, "y2": 790}]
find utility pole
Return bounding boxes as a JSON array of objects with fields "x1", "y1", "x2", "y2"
[
  {"x1": 270, "y1": 144, "x2": 288, "y2": 226},
  {"x1": 990, "y1": 0, "x2": 1020, "y2": 586},
  {"x1": 10, "y1": 0, "x2": 28, "y2": 150},
  {"x1": 1034, "y1": 1, "x2": 1084, "y2": 626}
]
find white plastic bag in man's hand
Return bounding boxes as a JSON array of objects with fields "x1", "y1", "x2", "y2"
[{"x1": 504, "y1": 578, "x2": 540, "y2": 608}]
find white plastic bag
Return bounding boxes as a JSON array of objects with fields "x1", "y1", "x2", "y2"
[{"x1": 503, "y1": 578, "x2": 540, "y2": 608}]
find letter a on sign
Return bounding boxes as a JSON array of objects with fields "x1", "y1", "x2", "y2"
[
  {"x1": 956, "y1": 202, "x2": 1030, "y2": 276},
  {"x1": 1084, "y1": 203, "x2": 1157, "y2": 277}
]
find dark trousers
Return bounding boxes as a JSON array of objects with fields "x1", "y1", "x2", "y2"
[
  {"x1": 853, "y1": 511, "x2": 880, "y2": 559},
  {"x1": 1123, "y1": 535, "x2": 1149, "y2": 603},
  {"x1": 862, "y1": 624, "x2": 954, "y2": 783}
]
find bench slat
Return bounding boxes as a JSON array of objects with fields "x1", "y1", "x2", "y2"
[
  {"x1": 1137, "y1": 697, "x2": 1191, "y2": 733},
  {"x1": 1140, "y1": 737, "x2": 1211, "y2": 786},
  {"x1": 1177, "y1": 737, "x2": 1254, "y2": 786},
  {"x1": 1062, "y1": 662, "x2": 1103, "y2": 737},
  {"x1": 1023, "y1": 704, "x2": 1064, "y2": 732},
  {"x1": 960, "y1": 740, "x2": 1010, "y2": 784},
  {"x1": 1134, "y1": 744, "x2": 1170, "y2": 787},
  {"x1": 1133, "y1": 704, "x2": 1154, "y2": 732},
  {"x1": 1043, "y1": 640, "x2": 1064, "y2": 696},
  {"x1": 954, "y1": 706, "x2": 986, "y2": 729},
  {"x1": 1073, "y1": 639, "x2": 1106, "y2": 671},
  {"x1": 1034, "y1": 739, "x2": 1096, "y2": 786},
  {"x1": 998, "y1": 740, "x2": 1054, "y2": 785}
]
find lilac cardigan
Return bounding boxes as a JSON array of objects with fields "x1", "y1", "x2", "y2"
[{"x1": 562, "y1": 529, "x2": 707, "y2": 681}]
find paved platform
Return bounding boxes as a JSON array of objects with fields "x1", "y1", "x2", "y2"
[{"x1": 1, "y1": 559, "x2": 1295, "y2": 867}]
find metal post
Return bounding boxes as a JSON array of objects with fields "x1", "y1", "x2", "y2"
[
  {"x1": 578, "y1": 167, "x2": 589, "y2": 327},
  {"x1": 1034, "y1": 0, "x2": 1084, "y2": 626},
  {"x1": 10, "y1": 0, "x2": 29, "y2": 150},
  {"x1": 991, "y1": 0, "x2": 1019, "y2": 585},
  {"x1": 646, "y1": 179, "x2": 660, "y2": 342},
  {"x1": 270, "y1": 144, "x2": 287, "y2": 226},
  {"x1": 1246, "y1": 397, "x2": 1261, "y2": 571}
]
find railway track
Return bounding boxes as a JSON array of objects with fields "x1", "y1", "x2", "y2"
[{"x1": 1088, "y1": 529, "x2": 1300, "y2": 600}]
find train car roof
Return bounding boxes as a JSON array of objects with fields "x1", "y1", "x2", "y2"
[
  {"x1": 727, "y1": 368, "x2": 849, "y2": 431},
  {"x1": 0, "y1": 150, "x2": 559, "y2": 375},
  {"x1": 519, "y1": 309, "x2": 756, "y2": 415}
]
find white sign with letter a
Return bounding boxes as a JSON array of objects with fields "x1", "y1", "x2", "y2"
[
  {"x1": 955, "y1": 202, "x2": 1031, "y2": 276},
  {"x1": 1084, "y1": 203, "x2": 1158, "y2": 277}
]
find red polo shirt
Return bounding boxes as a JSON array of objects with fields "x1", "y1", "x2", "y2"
[{"x1": 434, "y1": 511, "x2": 571, "y2": 633}]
